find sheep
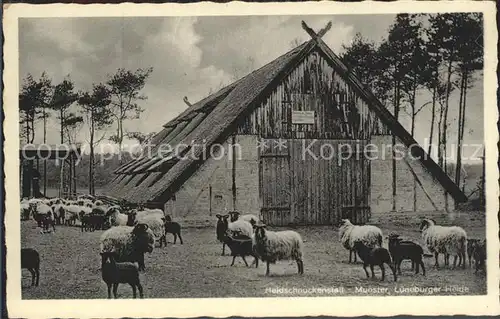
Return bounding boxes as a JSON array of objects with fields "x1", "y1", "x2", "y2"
[
  {"x1": 163, "y1": 215, "x2": 183, "y2": 244},
  {"x1": 215, "y1": 214, "x2": 253, "y2": 256},
  {"x1": 41, "y1": 210, "x2": 56, "y2": 233},
  {"x1": 101, "y1": 252, "x2": 143, "y2": 299},
  {"x1": 100, "y1": 224, "x2": 155, "y2": 271},
  {"x1": 252, "y1": 224, "x2": 304, "y2": 276},
  {"x1": 93, "y1": 200, "x2": 104, "y2": 207},
  {"x1": 467, "y1": 238, "x2": 481, "y2": 267},
  {"x1": 228, "y1": 211, "x2": 260, "y2": 226},
  {"x1": 63, "y1": 205, "x2": 91, "y2": 226},
  {"x1": 473, "y1": 239, "x2": 486, "y2": 274},
  {"x1": 129, "y1": 210, "x2": 167, "y2": 248},
  {"x1": 387, "y1": 233, "x2": 425, "y2": 276},
  {"x1": 20, "y1": 201, "x2": 31, "y2": 221},
  {"x1": 338, "y1": 219, "x2": 383, "y2": 263},
  {"x1": 32, "y1": 202, "x2": 55, "y2": 232},
  {"x1": 353, "y1": 241, "x2": 397, "y2": 282},
  {"x1": 82, "y1": 207, "x2": 107, "y2": 232},
  {"x1": 216, "y1": 214, "x2": 229, "y2": 255},
  {"x1": 419, "y1": 218, "x2": 467, "y2": 269},
  {"x1": 78, "y1": 194, "x2": 95, "y2": 201},
  {"x1": 77, "y1": 199, "x2": 93, "y2": 207},
  {"x1": 51, "y1": 204, "x2": 66, "y2": 225},
  {"x1": 106, "y1": 206, "x2": 128, "y2": 227},
  {"x1": 21, "y1": 248, "x2": 40, "y2": 286},
  {"x1": 222, "y1": 230, "x2": 258, "y2": 267}
]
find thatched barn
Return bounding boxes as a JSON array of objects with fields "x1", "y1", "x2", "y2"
[{"x1": 103, "y1": 22, "x2": 467, "y2": 226}]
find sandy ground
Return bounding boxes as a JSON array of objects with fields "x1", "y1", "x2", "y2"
[{"x1": 20, "y1": 213, "x2": 486, "y2": 299}]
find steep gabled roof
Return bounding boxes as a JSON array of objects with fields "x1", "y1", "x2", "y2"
[{"x1": 103, "y1": 36, "x2": 467, "y2": 204}]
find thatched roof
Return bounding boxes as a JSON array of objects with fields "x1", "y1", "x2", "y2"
[{"x1": 103, "y1": 33, "x2": 467, "y2": 205}]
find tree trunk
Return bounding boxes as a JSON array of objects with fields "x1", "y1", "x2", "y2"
[
  {"x1": 428, "y1": 83, "x2": 437, "y2": 158},
  {"x1": 437, "y1": 101, "x2": 444, "y2": 168},
  {"x1": 60, "y1": 109, "x2": 64, "y2": 144},
  {"x1": 43, "y1": 107, "x2": 47, "y2": 196},
  {"x1": 410, "y1": 75, "x2": 417, "y2": 137},
  {"x1": 89, "y1": 113, "x2": 95, "y2": 196},
  {"x1": 392, "y1": 81, "x2": 400, "y2": 212},
  {"x1": 454, "y1": 70, "x2": 466, "y2": 186},
  {"x1": 442, "y1": 48, "x2": 455, "y2": 177}
]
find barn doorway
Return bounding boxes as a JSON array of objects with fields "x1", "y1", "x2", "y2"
[{"x1": 259, "y1": 139, "x2": 370, "y2": 226}]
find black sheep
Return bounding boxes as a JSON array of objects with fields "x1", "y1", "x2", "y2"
[
  {"x1": 353, "y1": 241, "x2": 397, "y2": 282},
  {"x1": 387, "y1": 234, "x2": 425, "y2": 276},
  {"x1": 163, "y1": 215, "x2": 183, "y2": 244},
  {"x1": 101, "y1": 252, "x2": 144, "y2": 299},
  {"x1": 473, "y1": 239, "x2": 486, "y2": 274},
  {"x1": 215, "y1": 214, "x2": 230, "y2": 255},
  {"x1": 21, "y1": 248, "x2": 40, "y2": 286},
  {"x1": 222, "y1": 231, "x2": 259, "y2": 267},
  {"x1": 467, "y1": 238, "x2": 481, "y2": 267}
]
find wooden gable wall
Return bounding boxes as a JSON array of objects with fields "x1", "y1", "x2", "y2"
[{"x1": 237, "y1": 48, "x2": 389, "y2": 140}]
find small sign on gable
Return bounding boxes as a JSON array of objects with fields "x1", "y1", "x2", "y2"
[{"x1": 291, "y1": 110, "x2": 315, "y2": 124}]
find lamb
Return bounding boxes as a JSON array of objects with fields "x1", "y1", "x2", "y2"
[
  {"x1": 338, "y1": 219, "x2": 383, "y2": 263},
  {"x1": 100, "y1": 224, "x2": 155, "y2": 271},
  {"x1": 129, "y1": 210, "x2": 167, "y2": 248},
  {"x1": 222, "y1": 230, "x2": 258, "y2": 267},
  {"x1": 21, "y1": 248, "x2": 40, "y2": 286},
  {"x1": 252, "y1": 224, "x2": 304, "y2": 276},
  {"x1": 419, "y1": 218, "x2": 467, "y2": 269},
  {"x1": 228, "y1": 211, "x2": 260, "y2": 226},
  {"x1": 101, "y1": 252, "x2": 144, "y2": 299},
  {"x1": 163, "y1": 215, "x2": 183, "y2": 244},
  {"x1": 353, "y1": 241, "x2": 397, "y2": 282},
  {"x1": 472, "y1": 239, "x2": 486, "y2": 274},
  {"x1": 387, "y1": 233, "x2": 425, "y2": 276},
  {"x1": 215, "y1": 214, "x2": 253, "y2": 256},
  {"x1": 106, "y1": 206, "x2": 128, "y2": 227},
  {"x1": 467, "y1": 238, "x2": 481, "y2": 267}
]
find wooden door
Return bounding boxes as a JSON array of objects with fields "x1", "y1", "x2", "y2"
[{"x1": 259, "y1": 139, "x2": 291, "y2": 226}]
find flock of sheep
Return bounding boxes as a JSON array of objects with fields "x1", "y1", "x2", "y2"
[
  {"x1": 20, "y1": 195, "x2": 486, "y2": 298},
  {"x1": 20, "y1": 194, "x2": 183, "y2": 298},
  {"x1": 338, "y1": 218, "x2": 487, "y2": 282}
]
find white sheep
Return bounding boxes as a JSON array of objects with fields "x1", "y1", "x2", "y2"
[
  {"x1": 20, "y1": 201, "x2": 30, "y2": 220},
  {"x1": 62, "y1": 204, "x2": 90, "y2": 225},
  {"x1": 106, "y1": 206, "x2": 128, "y2": 227},
  {"x1": 419, "y1": 218, "x2": 467, "y2": 269},
  {"x1": 99, "y1": 224, "x2": 156, "y2": 271},
  {"x1": 33, "y1": 202, "x2": 55, "y2": 233},
  {"x1": 93, "y1": 200, "x2": 104, "y2": 207},
  {"x1": 228, "y1": 211, "x2": 260, "y2": 226},
  {"x1": 338, "y1": 219, "x2": 383, "y2": 263},
  {"x1": 252, "y1": 224, "x2": 304, "y2": 276},
  {"x1": 134, "y1": 212, "x2": 167, "y2": 247},
  {"x1": 228, "y1": 219, "x2": 254, "y2": 238}
]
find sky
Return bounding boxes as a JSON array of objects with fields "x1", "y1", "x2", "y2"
[{"x1": 19, "y1": 14, "x2": 484, "y2": 163}]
